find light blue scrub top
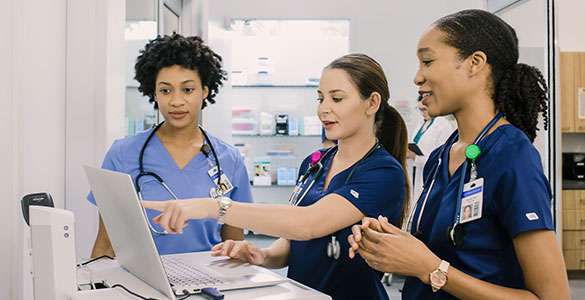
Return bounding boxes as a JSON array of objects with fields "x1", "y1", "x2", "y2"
[
  {"x1": 87, "y1": 128, "x2": 253, "y2": 255},
  {"x1": 404, "y1": 125, "x2": 554, "y2": 299},
  {"x1": 288, "y1": 146, "x2": 405, "y2": 300}
]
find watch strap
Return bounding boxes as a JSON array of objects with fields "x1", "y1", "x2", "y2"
[
  {"x1": 430, "y1": 260, "x2": 450, "y2": 292},
  {"x1": 217, "y1": 197, "x2": 232, "y2": 225}
]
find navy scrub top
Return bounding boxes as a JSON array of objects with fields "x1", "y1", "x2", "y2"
[
  {"x1": 288, "y1": 145, "x2": 405, "y2": 300},
  {"x1": 404, "y1": 125, "x2": 554, "y2": 299}
]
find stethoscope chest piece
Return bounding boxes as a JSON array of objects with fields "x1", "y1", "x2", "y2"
[
  {"x1": 448, "y1": 222, "x2": 465, "y2": 247},
  {"x1": 327, "y1": 236, "x2": 341, "y2": 260},
  {"x1": 209, "y1": 186, "x2": 224, "y2": 199}
]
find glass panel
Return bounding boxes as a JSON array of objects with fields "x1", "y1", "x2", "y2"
[
  {"x1": 496, "y1": 0, "x2": 550, "y2": 174},
  {"x1": 228, "y1": 19, "x2": 349, "y2": 86},
  {"x1": 125, "y1": 21, "x2": 158, "y2": 136},
  {"x1": 163, "y1": 5, "x2": 180, "y2": 35}
]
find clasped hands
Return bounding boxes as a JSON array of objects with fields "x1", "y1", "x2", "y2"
[{"x1": 347, "y1": 216, "x2": 440, "y2": 284}]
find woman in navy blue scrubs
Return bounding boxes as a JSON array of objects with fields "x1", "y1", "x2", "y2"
[
  {"x1": 143, "y1": 54, "x2": 410, "y2": 300},
  {"x1": 348, "y1": 10, "x2": 569, "y2": 299}
]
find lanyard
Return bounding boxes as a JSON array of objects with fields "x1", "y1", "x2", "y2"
[
  {"x1": 413, "y1": 118, "x2": 435, "y2": 144},
  {"x1": 409, "y1": 112, "x2": 503, "y2": 244},
  {"x1": 452, "y1": 112, "x2": 502, "y2": 227}
]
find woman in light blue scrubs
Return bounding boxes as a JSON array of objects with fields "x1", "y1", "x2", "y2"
[
  {"x1": 347, "y1": 10, "x2": 569, "y2": 299},
  {"x1": 143, "y1": 53, "x2": 410, "y2": 300},
  {"x1": 87, "y1": 34, "x2": 252, "y2": 258}
]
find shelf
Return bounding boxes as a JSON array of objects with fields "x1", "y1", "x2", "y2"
[
  {"x1": 249, "y1": 182, "x2": 295, "y2": 188},
  {"x1": 233, "y1": 134, "x2": 321, "y2": 138},
  {"x1": 232, "y1": 84, "x2": 318, "y2": 88},
  {"x1": 564, "y1": 180, "x2": 585, "y2": 190}
]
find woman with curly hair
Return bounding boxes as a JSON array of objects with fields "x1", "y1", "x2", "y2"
[
  {"x1": 87, "y1": 34, "x2": 252, "y2": 258},
  {"x1": 348, "y1": 9, "x2": 569, "y2": 299}
]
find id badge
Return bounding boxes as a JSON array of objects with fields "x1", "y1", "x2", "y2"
[
  {"x1": 460, "y1": 178, "x2": 483, "y2": 224},
  {"x1": 208, "y1": 167, "x2": 234, "y2": 194}
]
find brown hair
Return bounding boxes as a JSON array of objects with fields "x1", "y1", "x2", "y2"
[{"x1": 326, "y1": 53, "x2": 410, "y2": 227}]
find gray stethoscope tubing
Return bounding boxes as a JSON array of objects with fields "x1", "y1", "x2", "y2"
[
  {"x1": 408, "y1": 112, "x2": 503, "y2": 243},
  {"x1": 288, "y1": 139, "x2": 379, "y2": 260},
  {"x1": 136, "y1": 121, "x2": 221, "y2": 235},
  {"x1": 288, "y1": 139, "x2": 380, "y2": 207}
]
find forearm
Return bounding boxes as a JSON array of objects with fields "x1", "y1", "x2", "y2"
[
  {"x1": 220, "y1": 224, "x2": 244, "y2": 241},
  {"x1": 91, "y1": 215, "x2": 115, "y2": 258},
  {"x1": 259, "y1": 238, "x2": 290, "y2": 269},
  {"x1": 440, "y1": 266, "x2": 539, "y2": 300},
  {"x1": 91, "y1": 242, "x2": 115, "y2": 259},
  {"x1": 211, "y1": 200, "x2": 321, "y2": 240}
]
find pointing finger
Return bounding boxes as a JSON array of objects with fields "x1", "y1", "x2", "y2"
[{"x1": 141, "y1": 200, "x2": 167, "y2": 212}]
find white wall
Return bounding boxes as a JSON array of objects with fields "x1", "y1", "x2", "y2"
[
  {"x1": 0, "y1": 0, "x2": 19, "y2": 298},
  {"x1": 65, "y1": 0, "x2": 126, "y2": 263},
  {"x1": 204, "y1": 0, "x2": 484, "y2": 137},
  {"x1": 15, "y1": 1, "x2": 68, "y2": 299},
  {"x1": 0, "y1": 0, "x2": 125, "y2": 299},
  {"x1": 558, "y1": 0, "x2": 585, "y2": 52}
]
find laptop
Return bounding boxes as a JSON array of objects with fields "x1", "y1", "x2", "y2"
[{"x1": 83, "y1": 165, "x2": 287, "y2": 299}]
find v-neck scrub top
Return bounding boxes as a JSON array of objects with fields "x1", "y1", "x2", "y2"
[
  {"x1": 87, "y1": 128, "x2": 253, "y2": 255},
  {"x1": 404, "y1": 125, "x2": 554, "y2": 299},
  {"x1": 288, "y1": 145, "x2": 405, "y2": 300}
]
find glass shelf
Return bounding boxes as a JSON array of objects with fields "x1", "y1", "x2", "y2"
[
  {"x1": 233, "y1": 134, "x2": 321, "y2": 138},
  {"x1": 249, "y1": 182, "x2": 296, "y2": 188},
  {"x1": 232, "y1": 84, "x2": 318, "y2": 88}
]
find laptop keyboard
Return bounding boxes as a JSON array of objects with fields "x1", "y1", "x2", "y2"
[{"x1": 161, "y1": 256, "x2": 226, "y2": 287}]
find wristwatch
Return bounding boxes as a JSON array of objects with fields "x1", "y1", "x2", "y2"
[
  {"x1": 217, "y1": 197, "x2": 232, "y2": 225},
  {"x1": 430, "y1": 260, "x2": 450, "y2": 292}
]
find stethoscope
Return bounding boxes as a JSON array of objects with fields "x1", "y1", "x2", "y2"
[
  {"x1": 288, "y1": 139, "x2": 380, "y2": 259},
  {"x1": 407, "y1": 112, "x2": 503, "y2": 247},
  {"x1": 136, "y1": 121, "x2": 222, "y2": 235}
]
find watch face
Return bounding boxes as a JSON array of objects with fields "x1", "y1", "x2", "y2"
[
  {"x1": 220, "y1": 197, "x2": 232, "y2": 207},
  {"x1": 431, "y1": 271, "x2": 447, "y2": 287}
]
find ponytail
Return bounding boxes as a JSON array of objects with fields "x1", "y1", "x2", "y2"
[
  {"x1": 494, "y1": 63, "x2": 548, "y2": 143},
  {"x1": 375, "y1": 103, "x2": 410, "y2": 228},
  {"x1": 326, "y1": 53, "x2": 410, "y2": 227}
]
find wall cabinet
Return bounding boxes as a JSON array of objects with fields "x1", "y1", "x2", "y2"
[
  {"x1": 563, "y1": 189, "x2": 585, "y2": 270},
  {"x1": 560, "y1": 52, "x2": 585, "y2": 133}
]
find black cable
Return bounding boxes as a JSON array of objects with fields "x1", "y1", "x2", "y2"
[
  {"x1": 177, "y1": 290, "x2": 192, "y2": 300},
  {"x1": 77, "y1": 255, "x2": 115, "y2": 267},
  {"x1": 111, "y1": 284, "x2": 161, "y2": 300}
]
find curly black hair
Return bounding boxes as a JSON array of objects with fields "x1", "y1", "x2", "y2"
[
  {"x1": 134, "y1": 34, "x2": 227, "y2": 110},
  {"x1": 433, "y1": 9, "x2": 548, "y2": 142}
]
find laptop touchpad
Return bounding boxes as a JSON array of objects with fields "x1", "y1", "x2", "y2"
[{"x1": 205, "y1": 259, "x2": 260, "y2": 276}]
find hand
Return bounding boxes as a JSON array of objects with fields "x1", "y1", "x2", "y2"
[
  {"x1": 348, "y1": 216, "x2": 440, "y2": 283},
  {"x1": 347, "y1": 216, "x2": 384, "y2": 259},
  {"x1": 407, "y1": 150, "x2": 416, "y2": 160},
  {"x1": 211, "y1": 240, "x2": 266, "y2": 266},
  {"x1": 141, "y1": 199, "x2": 214, "y2": 234}
]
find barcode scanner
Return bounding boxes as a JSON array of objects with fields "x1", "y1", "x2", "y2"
[{"x1": 21, "y1": 192, "x2": 54, "y2": 226}]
